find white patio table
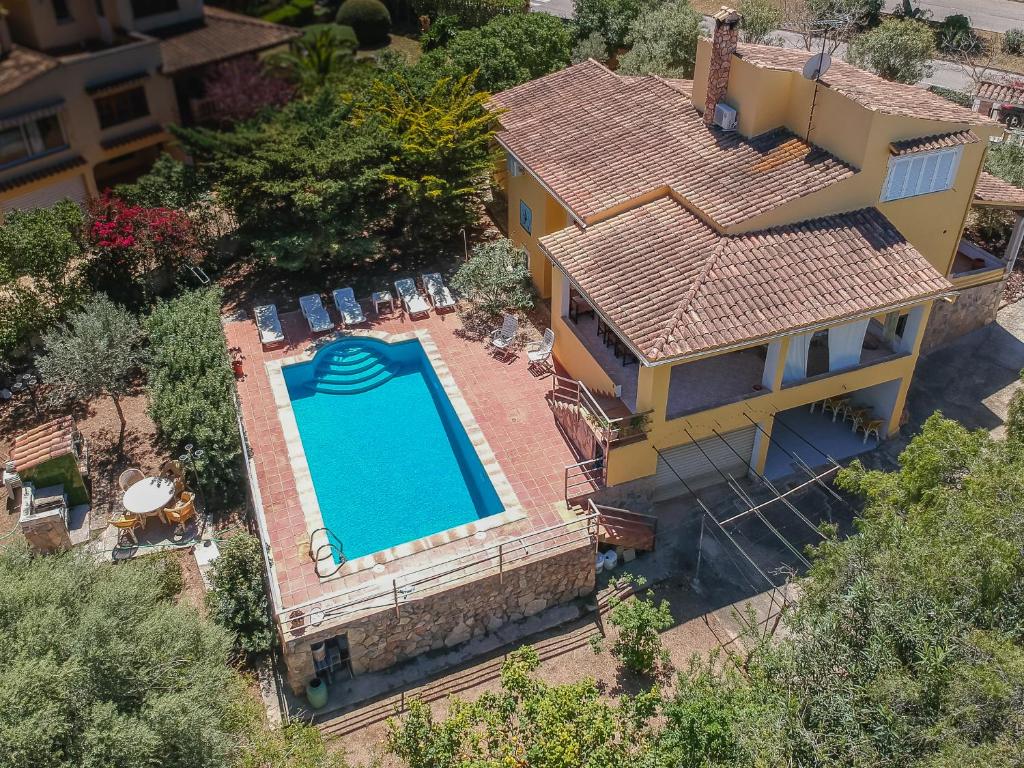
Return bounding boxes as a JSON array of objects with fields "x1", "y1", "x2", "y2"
[{"x1": 122, "y1": 476, "x2": 175, "y2": 525}]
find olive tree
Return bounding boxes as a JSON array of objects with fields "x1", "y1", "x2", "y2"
[
  {"x1": 616, "y1": 0, "x2": 703, "y2": 78},
  {"x1": 848, "y1": 17, "x2": 935, "y2": 83},
  {"x1": 450, "y1": 238, "x2": 534, "y2": 316}
]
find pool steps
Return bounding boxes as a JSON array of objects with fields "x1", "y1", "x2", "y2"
[{"x1": 310, "y1": 346, "x2": 400, "y2": 394}]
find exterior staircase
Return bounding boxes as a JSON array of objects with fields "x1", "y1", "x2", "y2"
[
  {"x1": 311, "y1": 346, "x2": 400, "y2": 394},
  {"x1": 589, "y1": 500, "x2": 658, "y2": 552}
]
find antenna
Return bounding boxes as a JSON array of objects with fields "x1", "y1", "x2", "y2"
[{"x1": 803, "y1": 15, "x2": 850, "y2": 141}]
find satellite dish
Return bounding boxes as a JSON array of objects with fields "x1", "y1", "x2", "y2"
[{"x1": 802, "y1": 52, "x2": 831, "y2": 80}]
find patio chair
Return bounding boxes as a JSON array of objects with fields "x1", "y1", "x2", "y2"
[
  {"x1": 111, "y1": 512, "x2": 143, "y2": 546},
  {"x1": 331, "y1": 287, "x2": 366, "y2": 327},
  {"x1": 160, "y1": 459, "x2": 183, "y2": 480},
  {"x1": 299, "y1": 294, "x2": 334, "y2": 333},
  {"x1": 165, "y1": 492, "x2": 196, "y2": 537},
  {"x1": 860, "y1": 418, "x2": 883, "y2": 444},
  {"x1": 526, "y1": 328, "x2": 555, "y2": 370},
  {"x1": 421, "y1": 273, "x2": 457, "y2": 311},
  {"x1": 118, "y1": 468, "x2": 144, "y2": 492},
  {"x1": 488, "y1": 314, "x2": 518, "y2": 359},
  {"x1": 254, "y1": 304, "x2": 285, "y2": 347},
  {"x1": 394, "y1": 278, "x2": 430, "y2": 318}
]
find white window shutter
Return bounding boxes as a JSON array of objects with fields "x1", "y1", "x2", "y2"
[{"x1": 882, "y1": 146, "x2": 962, "y2": 202}]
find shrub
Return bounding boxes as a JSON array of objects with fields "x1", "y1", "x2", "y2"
[
  {"x1": 616, "y1": 0, "x2": 701, "y2": 78},
  {"x1": 206, "y1": 532, "x2": 274, "y2": 657},
  {"x1": 451, "y1": 238, "x2": 534, "y2": 315},
  {"x1": 606, "y1": 574, "x2": 673, "y2": 675},
  {"x1": 337, "y1": 0, "x2": 392, "y2": 46},
  {"x1": 848, "y1": 18, "x2": 935, "y2": 83},
  {"x1": 413, "y1": 0, "x2": 522, "y2": 29},
  {"x1": 936, "y1": 12, "x2": 980, "y2": 54},
  {"x1": 1003, "y1": 27, "x2": 1024, "y2": 56},
  {"x1": 572, "y1": 30, "x2": 608, "y2": 62},
  {"x1": 739, "y1": 0, "x2": 783, "y2": 45},
  {"x1": 420, "y1": 13, "x2": 460, "y2": 50},
  {"x1": 146, "y1": 287, "x2": 243, "y2": 506},
  {"x1": 927, "y1": 84, "x2": 972, "y2": 107}
]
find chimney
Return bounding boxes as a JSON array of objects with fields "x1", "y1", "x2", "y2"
[{"x1": 703, "y1": 7, "x2": 742, "y2": 126}]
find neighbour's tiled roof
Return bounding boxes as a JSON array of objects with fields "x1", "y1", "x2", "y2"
[
  {"x1": 157, "y1": 6, "x2": 300, "y2": 74},
  {"x1": 0, "y1": 155, "x2": 86, "y2": 193},
  {"x1": 10, "y1": 417, "x2": 76, "y2": 473},
  {"x1": 540, "y1": 197, "x2": 951, "y2": 362},
  {"x1": 0, "y1": 46, "x2": 58, "y2": 98},
  {"x1": 736, "y1": 43, "x2": 993, "y2": 124},
  {"x1": 490, "y1": 60, "x2": 854, "y2": 227},
  {"x1": 890, "y1": 130, "x2": 979, "y2": 156},
  {"x1": 977, "y1": 79, "x2": 1024, "y2": 107},
  {"x1": 974, "y1": 171, "x2": 1024, "y2": 209}
]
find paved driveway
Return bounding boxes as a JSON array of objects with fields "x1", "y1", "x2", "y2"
[{"x1": 885, "y1": 0, "x2": 1024, "y2": 33}]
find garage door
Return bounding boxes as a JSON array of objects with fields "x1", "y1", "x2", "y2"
[
  {"x1": 654, "y1": 426, "x2": 756, "y2": 500},
  {"x1": 2, "y1": 174, "x2": 89, "y2": 213}
]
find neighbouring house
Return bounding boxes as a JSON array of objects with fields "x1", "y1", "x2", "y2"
[
  {"x1": 974, "y1": 78, "x2": 1024, "y2": 129},
  {"x1": 0, "y1": 0, "x2": 298, "y2": 212},
  {"x1": 491, "y1": 8, "x2": 1024, "y2": 505}
]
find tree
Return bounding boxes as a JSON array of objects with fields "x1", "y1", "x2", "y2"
[
  {"x1": 573, "y1": 30, "x2": 609, "y2": 62},
  {"x1": 146, "y1": 288, "x2": 243, "y2": 505},
  {"x1": 573, "y1": 0, "x2": 657, "y2": 53},
  {"x1": 0, "y1": 201, "x2": 87, "y2": 363},
  {"x1": 605, "y1": 574, "x2": 673, "y2": 675},
  {"x1": 270, "y1": 26, "x2": 359, "y2": 94},
  {"x1": 450, "y1": 238, "x2": 534, "y2": 316},
  {"x1": 739, "y1": 0, "x2": 783, "y2": 45},
  {"x1": 616, "y1": 0, "x2": 702, "y2": 78},
  {"x1": 385, "y1": 646, "x2": 660, "y2": 768},
  {"x1": 201, "y1": 55, "x2": 295, "y2": 124},
  {"x1": 115, "y1": 154, "x2": 207, "y2": 210},
  {"x1": 782, "y1": 0, "x2": 876, "y2": 53},
  {"x1": 207, "y1": 532, "x2": 274, "y2": 657},
  {"x1": 421, "y1": 12, "x2": 572, "y2": 93},
  {"x1": 36, "y1": 294, "x2": 144, "y2": 436},
  {"x1": 848, "y1": 17, "x2": 935, "y2": 83}
]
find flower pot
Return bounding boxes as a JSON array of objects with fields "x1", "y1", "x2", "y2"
[
  {"x1": 232, "y1": 359, "x2": 244, "y2": 377},
  {"x1": 306, "y1": 677, "x2": 328, "y2": 709}
]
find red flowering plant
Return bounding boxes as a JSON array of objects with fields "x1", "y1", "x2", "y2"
[{"x1": 86, "y1": 191, "x2": 204, "y2": 305}]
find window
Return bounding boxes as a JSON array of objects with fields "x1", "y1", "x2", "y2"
[
  {"x1": 130, "y1": 0, "x2": 178, "y2": 17},
  {"x1": 881, "y1": 147, "x2": 961, "y2": 202},
  {"x1": 94, "y1": 87, "x2": 149, "y2": 129},
  {"x1": 519, "y1": 200, "x2": 532, "y2": 234},
  {"x1": 0, "y1": 114, "x2": 66, "y2": 168},
  {"x1": 52, "y1": 0, "x2": 72, "y2": 21},
  {"x1": 507, "y1": 155, "x2": 523, "y2": 177}
]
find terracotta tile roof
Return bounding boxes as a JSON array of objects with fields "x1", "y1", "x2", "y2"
[
  {"x1": 540, "y1": 197, "x2": 951, "y2": 362},
  {"x1": 0, "y1": 155, "x2": 85, "y2": 193},
  {"x1": 0, "y1": 46, "x2": 58, "y2": 98},
  {"x1": 157, "y1": 6, "x2": 300, "y2": 75},
  {"x1": 890, "y1": 130, "x2": 979, "y2": 156},
  {"x1": 736, "y1": 43, "x2": 993, "y2": 124},
  {"x1": 10, "y1": 417, "x2": 76, "y2": 473},
  {"x1": 491, "y1": 60, "x2": 854, "y2": 227},
  {"x1": 977, "y1": 79, "x2": 1024, "y2": 107},
  {"x1": 974, "y1": 171, "x2": 1024, "y2": 209}
]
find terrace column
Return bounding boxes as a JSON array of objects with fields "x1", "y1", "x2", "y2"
[
  {"x1": 762, "y1": 338, "x2": 785, "y2": 390},
  {"x1": 1005, "y1": 213, "x2": 1024, "y2": 274},
  {"x1": 896, "y1": 304, "x2": 929, "y2": 355}
]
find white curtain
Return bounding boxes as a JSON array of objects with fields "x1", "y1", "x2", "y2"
[
  {"x1": 828, "y1": 319, "x2": 869, "y2": 372},
  {"x1": 782, "y1": 332, "x2": 812, "y2": 384}
]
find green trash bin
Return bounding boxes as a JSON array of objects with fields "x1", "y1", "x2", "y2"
[{"x1": 306, "y1": 677, "x2": 328, "y2": 709}]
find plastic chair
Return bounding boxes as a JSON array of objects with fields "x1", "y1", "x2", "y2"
[
  {"x1": 111, "y1": 513, "x2": 143, "y2": 545},
  {"x1": 165, "y1": 492, "x2": 196, "y2": 537},
  {"x1": 118, "y1": 468, "x2": 144, "y2": 491},
  {"x1": 160, "y1": 459, "x2": 184, "y2": 480}
]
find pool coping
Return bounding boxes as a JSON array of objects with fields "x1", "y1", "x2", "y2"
[{"x1": 265, "y1": 328, "x2": 526, "y2": 585}]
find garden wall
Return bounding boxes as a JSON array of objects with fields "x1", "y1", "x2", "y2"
[{"x1": 281, "y1": 539, "x2": 595, "y2": 695}]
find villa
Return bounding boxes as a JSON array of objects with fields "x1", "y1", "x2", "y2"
[
  {"x1": 492, "y1": 8, "x2": 1024, "y2": 504},
  {"x1": 0, "y1": 0, "x2": 297, "y2": 211}
]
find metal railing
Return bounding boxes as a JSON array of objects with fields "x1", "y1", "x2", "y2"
[
  {"x1": 564, "y1": 457, "x2": 605, "y2": 503},
  {"x1": 550, "y1": 374, "x2": 651, "y2": 445},
  {"x1": 589, "y1": 498, "x2": 658, "y2": 551},
  {"x1": 309, "y1": 527, "x2": 348, "y2": 578},
  {"x1": 276, "y1": 513, "x2": 598, "y2": 642}
]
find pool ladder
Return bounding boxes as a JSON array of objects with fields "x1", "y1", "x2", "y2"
[{"x1": 309, "y1": 527, "x2": 347, "y2": 578}]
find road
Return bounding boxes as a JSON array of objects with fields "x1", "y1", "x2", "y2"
[
  {"x1": 884, "y1": 0, "x2": 1023, "y2": 34},
  {"x1": 528, "y1": 2, "x2": 1010, "y2": 94}
]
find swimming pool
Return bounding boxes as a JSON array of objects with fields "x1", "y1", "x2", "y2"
[{"x1": 282, "y1": 337, "x2": 504, "y2": 562}]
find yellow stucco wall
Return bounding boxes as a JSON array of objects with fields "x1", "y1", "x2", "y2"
[{"x1": 505, "y1": 163, "x2": 569, "y2": 300}]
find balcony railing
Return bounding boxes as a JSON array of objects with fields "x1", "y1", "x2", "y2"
[{"x1": 551, "y1": 374, "x2": 651, "y2": 445}]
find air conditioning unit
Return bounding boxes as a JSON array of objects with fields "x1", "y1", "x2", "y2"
[{"x1": 714, "y1": 102, "x2": 738, "y2": 131}]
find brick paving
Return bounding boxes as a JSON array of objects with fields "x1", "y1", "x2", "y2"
[{"x1": 225, "y1": 302, "x2": 581, "y2": 613}]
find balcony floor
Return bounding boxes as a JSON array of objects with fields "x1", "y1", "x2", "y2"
[
  {"x1": 564, "y1": 313, "x2": 641, "y2": 411},
  {"x1": 666, "y1": 348, "x2": 766, "y2": 418}
]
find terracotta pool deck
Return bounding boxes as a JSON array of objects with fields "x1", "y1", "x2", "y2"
[{"x1": 224, "y1": 303, "x2": 583, "y2": 614}]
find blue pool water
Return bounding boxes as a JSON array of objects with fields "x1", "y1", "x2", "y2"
[{"x1": 283, "y1": 338, "x2": 504, "y2": 561}]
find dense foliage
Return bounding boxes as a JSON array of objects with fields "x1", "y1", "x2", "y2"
[
  {"x1": 385, "y1": 646, "x2": 659, "y2": 768},
  {"x1": 421, "y1": 12, "x2": 572, "y2": 92},
  {"x1": 606, "y1": 575, "x2": 673, "y2": 675},
  {"x1": 146, "y1": 287, "x2": 242, "y2": 505},
  {"x1": 738, "y1": 0, "x2": 782, "y2": 45},
  {"x1": 207, "y1": 532, "x2": 274, "y2": 657},
  {"x1": 572, "y1": 0, "x2": 655, "y2": 54},
  {"x1": 0, "y1": 202, "x2": 86, "y2": 365},
  {"x1": 336, "y1": 0, "x2": 391, "y2": 45},
  {"x1": 848, "y1": 17, "x2": 935, "y2": 83},
  {"x1": 271, "y1": 26, "x2": 359, "y2": 95},
  {"x1": 936, "y1": 12, "x2": 980, "y2": 54},
  {"x1": 987, "y1": 140, "x2": 1024, "y2": 188},
  {"x1": 1003, "y1": 28, "x2": 1024, "y2": 56},
  {"x1": 573, "y1": 30, "x2": 609, "y2": 62},
  {"x1": 36, "y1": 294, "x2": 145, "y2": 433},
  {"x1": 616, "y1": 0, "x2": 701, "y2": 78},
  {"x1": 202, "y1": 55, "x2": 296, "y2": 124},
  {"x1": 413, "y1": 0, "x2": 524, "y2": 28},
  {"x1": 927, "y1": 84, "x2": 972, "y2": 107},
  {"x1": 450, "y1": 238, "x2": 534, "y2": 315}
]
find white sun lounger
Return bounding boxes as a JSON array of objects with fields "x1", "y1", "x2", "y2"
[
  {"x1": 489, "y1": 313, "x2": 518, "y2": 359},
  {"x1": 332, "y1": 287, "x2": 366, "y2": 326},
  {"x1": 395, "y1": 278, "x2": 430, "y2": 318},
  {"x1": 299, "y1": 294, "x2": 334, "y2": 333},
  {"x1": 422, "y1": 272, "x2": 457, "y2": 311},
  {"x1": 254, "y1": 304, "x2": 285, "y2": 347},
  {"x1": 527, "y1": 327, "x2": 555, "y2": 368}
]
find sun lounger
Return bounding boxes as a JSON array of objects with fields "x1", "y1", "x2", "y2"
[
  {"x1": 526, "y1": 327, "x2": 555, "y2": 369},
  {"x1": 395, "y1": 278, "x2": 430, "y2": 318},
  {"x1": 421, "y1": 272, "x2": 457, "y2": 311},
  {"x1": 254, "y1": 304, "x2": 285, "y2": 347},
  {"x1": 332, "y1": 287, "x2": 366, "y2": 326},
  {"x1": 299, "y1": 294, "x2": 334, "y2": 333},
  {"x1": 488, "y1": 313, "x2": 518, "y2": 359}
]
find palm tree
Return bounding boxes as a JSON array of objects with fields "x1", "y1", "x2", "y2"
[{"x1": 271, "y1": 27, "x2": 357, "y2": 93}]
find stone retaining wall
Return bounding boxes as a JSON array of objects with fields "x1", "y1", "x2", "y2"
[
  {"x1": 922, "y1": 280, "x2": 1003, "y2": 355},
  {"x1": 281, "y1": 539, "x2": 595, "y2": 695}
]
